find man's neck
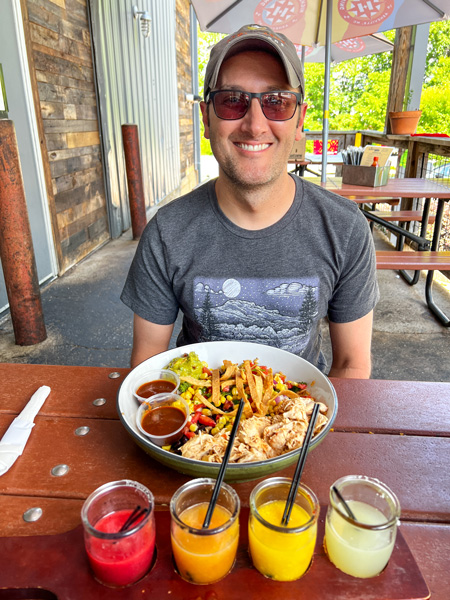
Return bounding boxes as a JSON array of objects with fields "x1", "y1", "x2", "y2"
[{"x1": 214, "y1": 172, "x2": 296, "y2": 230}]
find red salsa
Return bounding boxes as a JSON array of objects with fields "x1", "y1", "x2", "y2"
[
  {"x1": 136, "y1": 379, "x2": 176, "y2": 399},
  {"x1": 141, "y1": 405, "x2": 186, "y2": 437}
]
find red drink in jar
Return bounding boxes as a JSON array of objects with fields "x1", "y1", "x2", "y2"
[{"x1": 82, "y1": 480, "x2": 155, "y2": 587}]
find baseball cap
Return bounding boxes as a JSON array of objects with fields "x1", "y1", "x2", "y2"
[{"x1": 203, "y1": 24, "x2": 304, "y2": 101}]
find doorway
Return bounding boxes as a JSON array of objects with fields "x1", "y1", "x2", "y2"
[{"x1": 0, "y1": 0, "x2": 57, "y2": 315}]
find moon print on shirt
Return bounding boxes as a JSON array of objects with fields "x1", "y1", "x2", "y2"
[{"x1": 194, "y1": 277, "x2": 319, "y2": 354}]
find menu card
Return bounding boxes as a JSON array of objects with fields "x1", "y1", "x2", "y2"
[{"x1": 360, "y1": 146, "x2": 395, "y2": 167}]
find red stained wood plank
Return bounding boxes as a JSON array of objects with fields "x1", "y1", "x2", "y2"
[
  {"x1": 376, "y1": 251, "x2": 450, "y2": 269},
  {"x1": 330, "y1": 379, "x2": 450, "y2": 436},
  {"x1": 3, "y1": 366, "x2": 447, "y2": 436},
  {"x1": 0, "y1": 363, "x2": 131, "y2": 419},
  {"x1": 317, "y1": 177, "x2": 450, "y2": 199},
  {"x1": 0, "y1": 420, "x2": 448, "y2": 525},
  {"x1": 346, "y1": 196, "x2": 400, "y2": 205},
  {"x1": 369, "y1": 210, "x2": 435, "y2": 222},
  {"x1": 0, "y1": 495, "x2": 84, "y2": 537}
]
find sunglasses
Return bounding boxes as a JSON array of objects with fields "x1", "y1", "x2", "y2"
[{"x1": 207, "y1": 90, "x2": 302, "y2": 121}]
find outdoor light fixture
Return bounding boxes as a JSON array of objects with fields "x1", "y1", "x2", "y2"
[{"x1": 133, "y1": 5, "x2": 151, "y2": 39}]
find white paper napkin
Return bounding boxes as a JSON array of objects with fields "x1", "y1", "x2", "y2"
[{"x1": 0, "y1": 385, "x2": 51, "y2": 476}]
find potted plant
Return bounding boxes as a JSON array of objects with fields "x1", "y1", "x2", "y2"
[
  {"x1": 389, "y1": 93, "x2": 422, "y2": 134},
  {"x1": 389, "y1": 109, "x2": 422, "y2": 134}
]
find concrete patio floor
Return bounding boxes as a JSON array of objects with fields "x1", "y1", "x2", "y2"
[{"x1": 0, "y1": 225, "x2": 449, "y2": 382}]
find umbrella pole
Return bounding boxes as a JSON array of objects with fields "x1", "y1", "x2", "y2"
[{"x1": 321, "y1": 0, "x2": 332, "y2": 183}]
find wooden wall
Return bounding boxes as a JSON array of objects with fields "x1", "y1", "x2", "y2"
[
  {"x1": 20, "y1": 0, "x2": 198, "y2": 275},
  {"x1": 22, "y1": 0, "x2": 109, "y2": 274}
]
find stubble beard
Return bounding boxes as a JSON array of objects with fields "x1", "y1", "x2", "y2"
[{"x1": 210, "y1": 133, "x2": 292, "y2": 192}]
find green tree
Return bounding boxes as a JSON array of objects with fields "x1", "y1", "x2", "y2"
[
  {"x1": 425, "y1": 21, "x2": 450, "y2": 72},
  {"x1": 198, "y1": 29, "x2": 225, "y2": 155},
  {"x1": 302, "y1": 21, "x2": 450, "y2": 134}
]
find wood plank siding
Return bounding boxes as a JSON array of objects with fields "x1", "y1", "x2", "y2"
[
  {"x1": 22, "y1": 0, "x2": 110, "y2": 273},
  {"x1": 19, "y1": 0, "x2": 197, "y2": 275}
]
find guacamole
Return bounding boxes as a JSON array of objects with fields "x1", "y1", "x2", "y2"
[{"x1": 165, "y1": 351, "x2": 203, "y2": 379}]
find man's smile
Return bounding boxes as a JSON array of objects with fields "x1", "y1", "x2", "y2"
[{"x1": 234, "y1": 142, "x2": 271, "y2": 152}]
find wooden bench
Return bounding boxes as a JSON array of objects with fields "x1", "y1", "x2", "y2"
[
  {"x1": 376, "y1": 251, "x2": 450, "y2": 270},
  {"x1": 347, "y1": 196, "x2": 400, "y2": 206},
  {"x1": 369, "y1": 210, "x2": 436, "y2": 223},
  {"x1": 376, "y1": 251, "x2": 450, "y2": 326}
]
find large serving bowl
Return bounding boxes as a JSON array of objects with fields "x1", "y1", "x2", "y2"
[{"x1": 117, "y1": 341, "x2": 337, "y2": 483}]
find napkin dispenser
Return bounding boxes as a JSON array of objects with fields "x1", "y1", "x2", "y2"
[{"x1": 342, "y1": 164, "x2": 390, "y2": 187}]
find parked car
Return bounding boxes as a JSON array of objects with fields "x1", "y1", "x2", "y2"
[{"x1": 432, "y1": 163, "x2": 450, "y2": 179}]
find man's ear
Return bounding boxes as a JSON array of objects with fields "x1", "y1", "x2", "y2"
[
  {"x1": 295, "y1": 103, "x2": 308, "y2": 141},
  {"x1": 200, "y1": 101, "x2": 210, "y2": 140}
]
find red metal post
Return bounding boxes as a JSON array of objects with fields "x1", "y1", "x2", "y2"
[
  {"x1": 121, "y1": 124, "x2": 147, "y2": 239},
  {"x1": 0, "y1": 120, "x2": 47, "y2": 345}
]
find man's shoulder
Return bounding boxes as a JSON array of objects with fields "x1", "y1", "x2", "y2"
[{"x1": 140, "y1": 179, "x2": 214, "y2": 241}]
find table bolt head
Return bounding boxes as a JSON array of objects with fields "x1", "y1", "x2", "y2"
[
  {"x1": 109, "y1": 372, "x2": 121, "y2": 379},
  {"x1": 23, "y1": 507, "x2": 43, "y2": 522},
  {"x1": 75, "y1": 426, "x2": 90, "y2": 436},
  {"x1": 51, "y1": 464, "x2": 70, "y2": 477},
  {"x1": 93, "y1": 397, "x2": 106, "y2": 406}
]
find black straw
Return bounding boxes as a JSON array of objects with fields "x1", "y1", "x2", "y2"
[
  {"x1": 202, "y1": 399, "x2": 244, "y2": 529},
  {"x1": 281, "y1": 403, "x2": 320, "y2": 526},
  {"x1": 119, "y1": 505, "x2": 148, "y2": 532},
  {"x1": 332, "y1": 486, "x2": 358, "y2": 521}
]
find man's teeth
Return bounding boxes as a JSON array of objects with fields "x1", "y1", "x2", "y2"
[{"x1": 237, "y1": 143, "x2": 270, "y2": 152}]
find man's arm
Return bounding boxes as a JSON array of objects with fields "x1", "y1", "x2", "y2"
[
  {"x1": 328, "y1": 311, "x2": 374, "y2": 379},
  {"x1": 130, "y1": 314, "x2": 175, "y2": 368}
]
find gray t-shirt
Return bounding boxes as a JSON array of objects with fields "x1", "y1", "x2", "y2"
[{"x1": 121, "y1": 175, "x2": 379, "y2": 372}]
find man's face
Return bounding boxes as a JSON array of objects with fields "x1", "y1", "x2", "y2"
[{"x1": 201, "y1": 50, "x2": 307, "y2": 191}]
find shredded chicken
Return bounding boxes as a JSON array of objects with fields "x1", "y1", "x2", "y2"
[{"x1": 179, "y1": 396, "x2": 328, "y2": 463}]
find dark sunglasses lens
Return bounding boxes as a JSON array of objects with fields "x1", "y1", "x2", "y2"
[
  {"x1": 262, "y1": 92, "x2": 298, "y2": 120},
  {"x1": 213, "y1": 91, "x2": 249, "y2": 120}
]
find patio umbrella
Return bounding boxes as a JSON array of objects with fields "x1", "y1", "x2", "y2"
[
  {"x1": 302, "y1": 33, "x2": 393, "y2": 64},
  {"x1": 191, "y1": 0, "x2": 450, "y2": 181}
]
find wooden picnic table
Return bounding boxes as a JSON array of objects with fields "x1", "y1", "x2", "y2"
[
  {"x1": 289, "y1": 153, "x2": 344, "y2": 177},
  {"x1": 310, "y1": 177, "x2": 450, "y2": 325},
  {"x1": 315, "y1": 176, "x2": 450, "y2": 200},
  {"x1": 0, "y1": 364, "x2": 449, "y2": 598}
]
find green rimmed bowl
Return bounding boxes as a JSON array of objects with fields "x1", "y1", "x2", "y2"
[{"x1": 117, "y1": 341, "x2": 337, "y2": 483}]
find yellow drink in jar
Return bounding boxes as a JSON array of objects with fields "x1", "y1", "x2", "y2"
[
  {"x1": 249, "y1": 498, "x2": 317, "y2": 581},
  {"x1": 171, "y1": 502, "x2": 239, "y2": 584}
]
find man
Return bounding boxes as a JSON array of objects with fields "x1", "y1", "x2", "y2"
[{"x1": 121, "y1": 24, "x2": 379, "y2": 377}]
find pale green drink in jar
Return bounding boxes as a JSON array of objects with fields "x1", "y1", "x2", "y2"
[{"x1": 325, "y1": 476, "x2": 400, "y2": 578}]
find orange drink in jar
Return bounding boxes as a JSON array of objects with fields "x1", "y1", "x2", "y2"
[{"x1": 170, "y1": 478, "x2": 240, "y2": 584}]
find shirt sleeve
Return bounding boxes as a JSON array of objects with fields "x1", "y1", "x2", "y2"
[
  {"x1": 120, "y1": 214, "x2": 179, "y2": 325},
  {"x1": 327, "y1": 210, "x2": 380, "y2": 323}
]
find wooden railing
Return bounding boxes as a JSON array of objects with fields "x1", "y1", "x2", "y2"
[
  {"x1": 359, "y1": 131, "x2": 450, "y2": 180},
  {"x1": 304, "y1": 130, "x2": 450, "y2": 171}
]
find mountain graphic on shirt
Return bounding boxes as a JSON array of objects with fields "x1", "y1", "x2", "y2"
[{"x1": 195, "y1": 298, "x2": 311, "y2": 353}]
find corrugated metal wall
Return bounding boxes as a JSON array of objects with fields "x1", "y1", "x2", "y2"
[{"x1": 89, "y1": 0, "x2": 181, "y2": 238}]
